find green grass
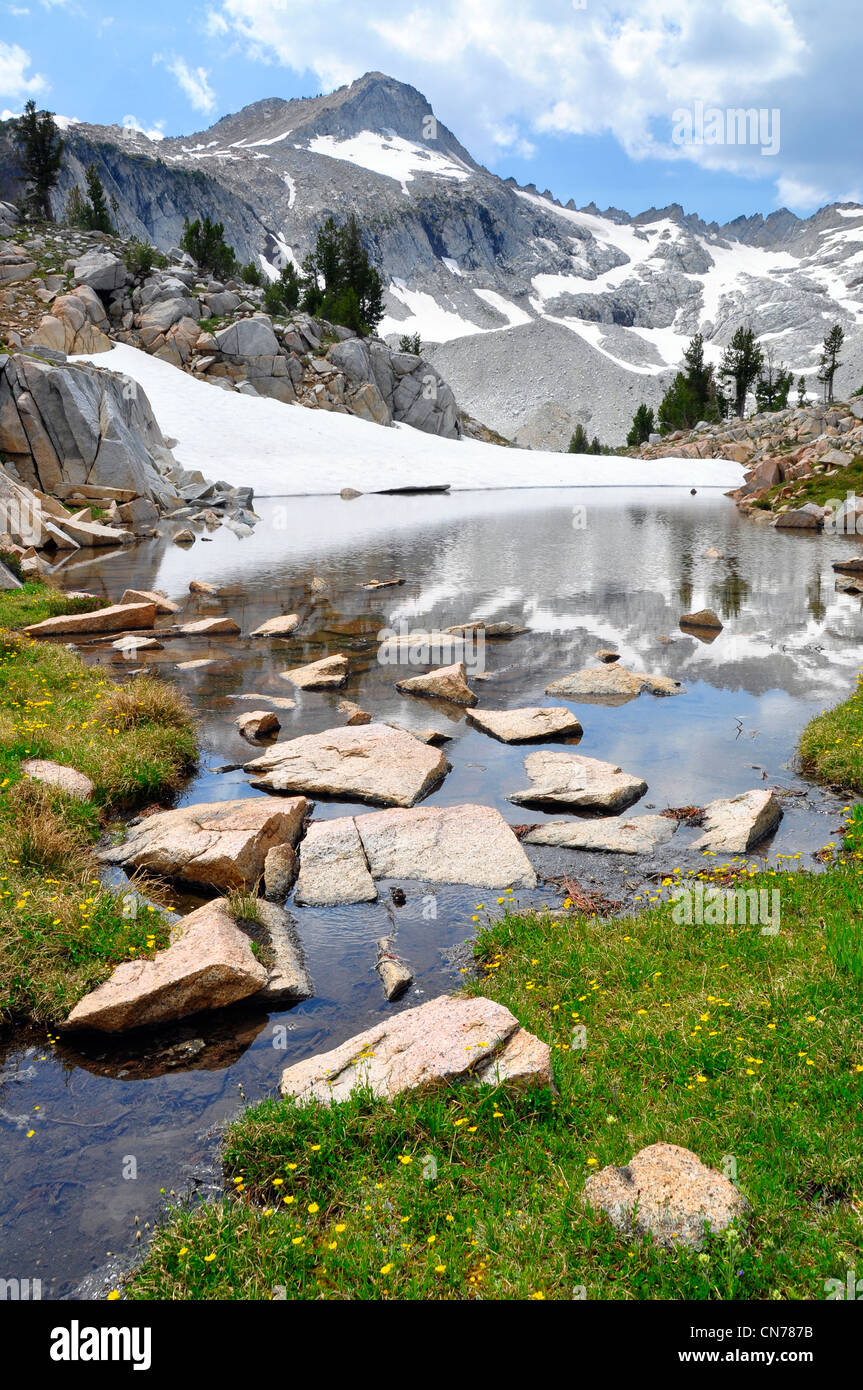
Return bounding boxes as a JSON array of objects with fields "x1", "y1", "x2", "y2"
[
  {"x1": 127, "y1": 861, "x2": 863, "y2": 1301},
  {"x1": 0, "y1": 583, "x2": 198, "y2": 1021},
  {"x1": 798, "y1": 672, "x2": 863, "y2": 791},
  {"x1": 0, "y1": 579, "x2": 103, "y2": 631}
]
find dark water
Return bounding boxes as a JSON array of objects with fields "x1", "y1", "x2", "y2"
[{"x1": 1, "y1": 487, "x2": 860, "y2": 1297}]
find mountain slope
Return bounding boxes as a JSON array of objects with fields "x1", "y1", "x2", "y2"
[{"x1": 3, "y1": 71, "x2": 863, "y2": 446}]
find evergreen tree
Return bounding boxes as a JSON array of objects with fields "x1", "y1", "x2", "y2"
[
  {"x1": 682, "y1": 333, "x2": 713, "y2": 407},
  {"x1": 300, "y1": 215, "x2": 384, "y2": 334},
  {"x1": 82, "y1": 164, "x2": 114, "y2": 233},
  {"x1": 657, "y1": 333, "x2": 721, "y2": 432},
  {"x1": 626, "y1": 403, "x2": 655, "y2": 446},
  {"x1": 796, "y1": 375, "x2": 807, "y2": 407},
  {"x1": 263, "y1": 263, "x2": 301, "y2": 316},
  {"x1": 817, "y1": 324, "x2": 844, "y2": 402},
  {"x1": 398, "y1": 332, "x2": 423, "y2": 355},
  {"x1": 718, "y1": 326, "x2": 764, "y2": 416},
  {"x1": 755, "y1": 349, "x2": 793, "y2": 412},
  {"x1": 181, "y1": 215, "x2": 237, "y2": 280},
  {"x1": 14, "y1": 100, "x2": 63, "y2": 220},
  {"x1": 567, "y1": 424, "x2": 590, "y2": 453}
]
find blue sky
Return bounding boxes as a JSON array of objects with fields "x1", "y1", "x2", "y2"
[{"x1": 2, "y1": 0, "x2": 860, "y2": 224}]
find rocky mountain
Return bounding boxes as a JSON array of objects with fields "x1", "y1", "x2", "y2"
[{"x1": 3, "y1": 70, "x2": 863, "y2": 448}]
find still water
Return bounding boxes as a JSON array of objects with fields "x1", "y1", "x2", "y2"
[{"x1": 1, "y1": 487, "x2": 860, "y2": 1296}]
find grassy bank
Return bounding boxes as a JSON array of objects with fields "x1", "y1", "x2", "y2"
[
  {"x1": 127, "y1": 862, "x2": 863, "y2": 1301},
  {"x1": 0, "y1": 583, "x2": 197, "y2": 1022},
  {"x1": 798, "y1": 672, "x2": 863, "y2": 792}
]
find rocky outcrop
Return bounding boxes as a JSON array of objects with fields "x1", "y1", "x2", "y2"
[
  {"x1": 508, "y1": 751, "x2": 647, "y2": 812},
  {"x1": 0, "y1": 351, "x2": 181, "y2": 507},
  {"x1": 278, "y1": 994, "x2": 552, "y2": 1104},
  {"x1": 691, "y1": 790, "x2": 782, "y2": 852},
  {"x1": 245, "y1": 723, "x2": 449, "y2": 808},
  {"x1": 638, "y1": 402, "x2": 863, "y2": 525},
  {"x1": 582, "y1": 1143, "x2": 746, "y2": 1250},
  {"x1": 100, "y1": 796, "x2": 309, "y2": 890},
  {"x1": 63, "y1": 899, "x2": 268, "y2": 1032}
]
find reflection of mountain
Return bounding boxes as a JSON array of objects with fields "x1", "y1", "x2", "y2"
[{"x1": 67, "y1": 489, "x2": 863, "y2": 709}]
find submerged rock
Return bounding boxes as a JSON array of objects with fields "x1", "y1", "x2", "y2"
[
  {"x1": 508, "y1": 751, "x2": 647, "y2": 812},
  {"x1": 279, "y1": 994, "x2": 552, "y2": 1103},
  {"x1": 582, "y1": 1143, "x2": 746, "y2": 1250},
  {"x1": 375, "y1": 938, "x2": 414, "y2": 1000},
  {"x1": 63, "y1": 899, "x2": 267, "y2": 1032},
  {"x1": 245, "y1": 723, "x2": 449, "y2": 808}
]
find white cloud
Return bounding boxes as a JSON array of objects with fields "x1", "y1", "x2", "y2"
[
  {"x1": 122, "y1": 113, "x2": 165, "y2": 141},
  {"x1": 205, "y1": 0, "x2": 861, "y2": 209},
  {"x1": 154, "y1": 53, "x2": 216, "y2": 115},
  {"x1": 0, "y1": 41, "x2": 46, "y2": 100}
]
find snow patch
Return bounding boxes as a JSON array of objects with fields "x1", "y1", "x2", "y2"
[{"x1": 71, "y1": 344, "x2": 745, "y2": 498}]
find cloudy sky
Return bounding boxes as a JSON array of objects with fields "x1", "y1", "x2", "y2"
[{"x1": 1, "y1": 0, "x2": 859, "y2": 222}]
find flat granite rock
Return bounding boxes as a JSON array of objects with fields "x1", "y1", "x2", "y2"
[
  {"x1": 63, "y1": 899, "x2": 268, "y2": 1033},
  {"x1": 691, "y1": 789, "x2": 782, "y2": 853},
  {"x1": 508, "y1": 751, "x2": 647, "y2": 812},
  {"x1": 24, "y1": 601, "x2": 156, "y2": 637},
  {"x1": 582, "y1": 1143, "x2": 746, "y2": 1250},
  {"x1": 295, "y1": 816, "x2": 378, "y2": 906},
  {"x1": 279, "y1": 994, "x2": 552, "y2": 1104},
  {"x1": 120, "y1": 588, "x2": 180, "y2": 614},
  {"x1": 280, "y1": 654, "x2": 349, "y2": 689},
  {"x1": 466, "y1": 706, "x2": 583, "y2": 743},
  {"x1": 99, "y1": 796, "x2": 308, "y2": 890},
  {"x1": 250, "y1": 613, "x2": 301, "y2": 637},
  {"x1": 524, "y1": 813, "x2": 676, "y2": 855},
  {"x1": 178, "y1": 616, "x2": 241, "y2": 636},
  {"x1": 245, "y1": 722, "x2": 448, "y2": 808},
  {"x1": 355, "y1": 804, "x2": 537, "y2": 889},
  {"x1": 545, "y1": 665, "x2": 683, "y2": 702}
]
